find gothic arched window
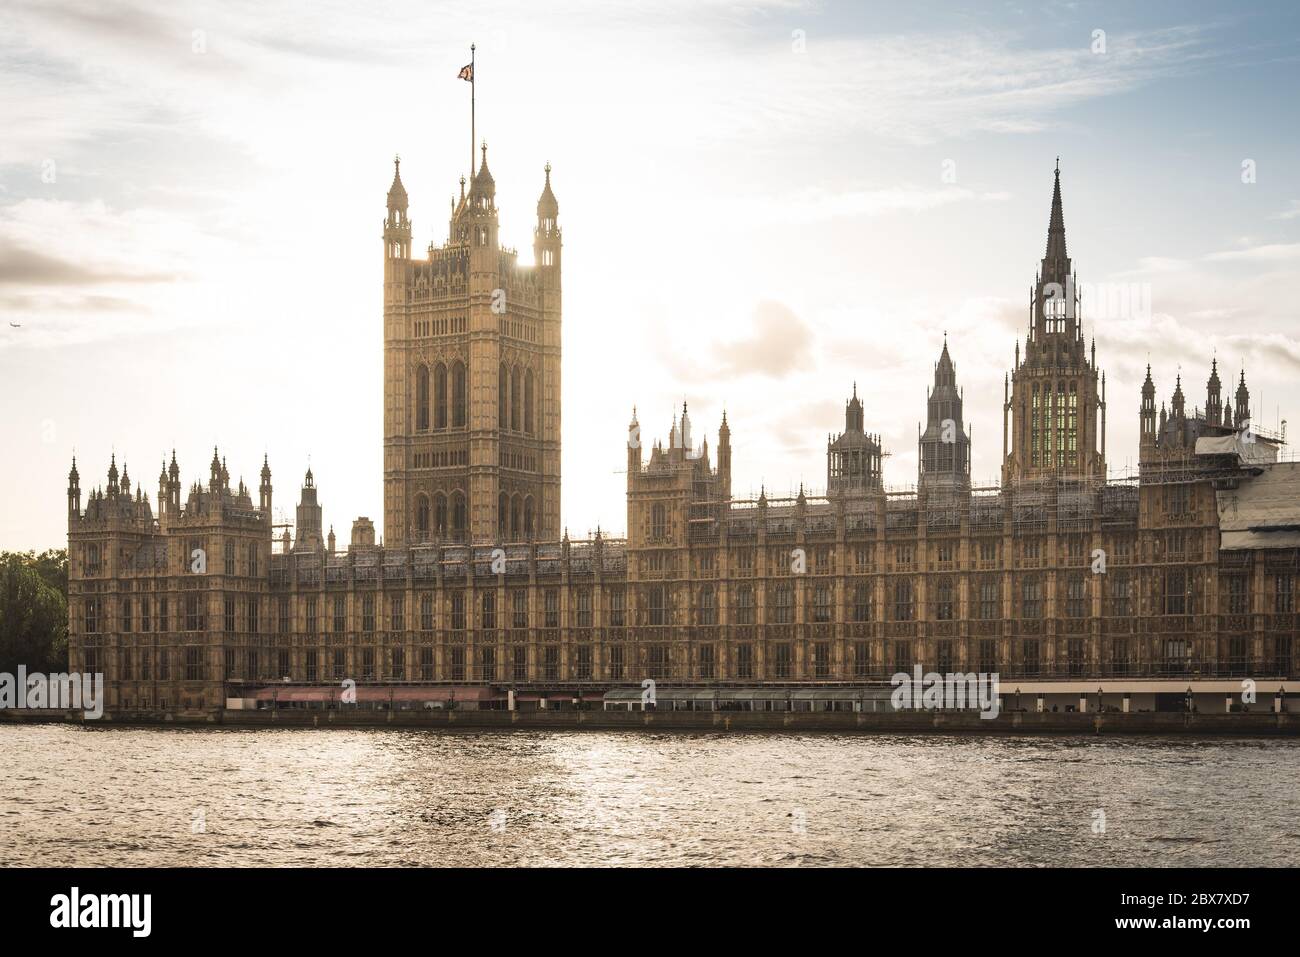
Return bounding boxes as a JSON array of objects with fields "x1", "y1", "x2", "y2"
[
  {"x1": 498, "y1": 364, "x2": 508, "y2": 430},
  {"x1": 434, "y1": 363, "x2": 448, "y2": 430},
  {"x1": 511, "y1": 365, "x2": 521, "y2": 431},
  {"x1": 524, "y1": 369, "x2": 535, "y2": 435},
  {"x1": 651, "y1": 504, "x2": 667, "y2": 540},
  {"x1": 451, "y1": 492, "x2": 467, "y2": 537},
  {"x1": 434, "y1": 493, "x2": 447, "y2": 536},
  {"x1": 416, "y1": 364, "x2": 429, "y2": 432},
  {"x1": 451, "y1": 361, "x2": 467, "y2": 428},
  {"x1": 415, "y1": 494, "x2": 430, "y2": 540}
]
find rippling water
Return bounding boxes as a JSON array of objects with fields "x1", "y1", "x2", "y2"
[{"x1": 2, "y1": 725, "x2": 1297, "y2": 866}]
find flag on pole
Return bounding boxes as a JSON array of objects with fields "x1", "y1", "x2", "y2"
[{"x1": 458, "y1": 63, "x2": 473, "y2": 82}]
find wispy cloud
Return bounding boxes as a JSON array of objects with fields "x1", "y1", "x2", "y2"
[{"x1": 0, "y1": 1, "x2": 1292, "y2": 549}]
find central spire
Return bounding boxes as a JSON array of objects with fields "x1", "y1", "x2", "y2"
[{"x1": 1043, "y1": 159, "x2": 1069, "y2": 277}]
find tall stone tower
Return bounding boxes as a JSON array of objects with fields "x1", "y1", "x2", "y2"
[
  {"x1": 382, "y1": 147, "x2": 562, "y2": 545},
  {"x1": 918, "y1": 337, "x2": 971, "y2": 492},
  {"x1": 1002, "y1": 161, "x2": 1106, "y2": 485}
]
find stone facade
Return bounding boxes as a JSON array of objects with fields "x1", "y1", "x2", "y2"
[
  {"x1": 64, "y1": 162, "x2": 1297, "y2": 713},
  {"x1": 382, "y1": 149, "x2": 561, "y2": 546}
]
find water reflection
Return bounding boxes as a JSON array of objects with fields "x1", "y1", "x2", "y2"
[{"x1": 1, "y1": 726, "x2": 1296, "y2": 866}]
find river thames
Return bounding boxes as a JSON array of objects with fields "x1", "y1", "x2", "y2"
[{"x1": 2, "y1": 725, "x2": 1297, "y2": 867}]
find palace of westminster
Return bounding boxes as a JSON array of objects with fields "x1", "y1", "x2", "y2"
[{"x1": 64, "y1": 145, "x2": 1300, "y2": 713}]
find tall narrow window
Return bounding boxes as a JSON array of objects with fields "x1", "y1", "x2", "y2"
[
  {"x1": 416, "y1": 494, "x2": 430, "y2": 540},
  {"x1": 498, "y1": 364, "x2": 508, "y2": 430},
  {"x1": 1030, "y1": 385, "x2": 1040, "y2": 467},
  {"x1": 434, "y1": 363, "x2": 448, "y2": 430},
  {"x1": 893, "y1": 580, "x2": 914, "y2": 622},
  {"x1": 511, "y1": 366, "x2": 521, "y2": 431},
  {"x1": 434, "y1": 494, "x2": 447, "y2": 536},
  {"x1": 852, "y1": 583, "x2": 872, "y2": 622},
  {"x1": 416, "y1": 364, "x2": 429, "y2": 432},
  {"x1": 1068, "y1": 383, "x2": 1078, "y2": 464},
  {"x1": 524, "y1": 369, "x2": 535, "y2": 434},
  {"x1": 451, "y1": 361, "x2": 466, "y2": 428},
  {"x1": 451, "y1": 492, "x2": 467, "y2": 537},
  {"x1": 651, "y1": 504, "x2": 667, "y2": 540},
  {"x1": 1056, "y1": 383, "x2": 1066, "y2": 469}
]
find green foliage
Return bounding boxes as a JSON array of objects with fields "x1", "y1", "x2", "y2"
[{"x1": 0, "y1": 550, "x2": 69, "y2": 673}]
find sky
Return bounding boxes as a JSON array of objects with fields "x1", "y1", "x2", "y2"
[{"x1": 1, "y1": 0, "x2": 1298, "y2": 550}]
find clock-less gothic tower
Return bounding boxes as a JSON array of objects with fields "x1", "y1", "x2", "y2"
[
  {"x1": 382, "y1": 147, "x2": 562, "y2": 545},
  {"x1": 1002, "y1": 162, "x2": 1106, "y2": 485}
]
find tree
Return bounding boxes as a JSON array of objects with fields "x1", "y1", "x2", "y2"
[{"x1": 0, "y1": 550, "x2": 68, "y2": 674}]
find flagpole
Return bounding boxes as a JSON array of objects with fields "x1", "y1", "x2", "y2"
[{"x1": 470, "y1": 43, "x2": 476, "y2": 178}]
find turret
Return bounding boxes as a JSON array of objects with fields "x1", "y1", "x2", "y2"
[
  {"x1": 294, "y1": 468, "x2": 324, "y2": 552},
  {"x1": 918, "y1": 337, "x2": 971, "y2": 492},
  {"x1": 384, "y1": 155, "x2": 411, "y2": 260},
  {"x1": 534, "y1": 163, "x2": 561, "y2": 270},
  {"x1": 828, "y1": 383, "x2": 884, "y2": 495},
  {"x1": 717, "y1": 410, "x2": 732, "y2": 500},
  {"x1": 259, "y1": 454, "x2": 273, "y2": 514},
  {"x1": 627, "y1": 407, "x2": 642, "y2": 477},
  {"x1": 157, "y1": 458, "x2": 168, "y2": 519},
  {"x1": 67, "y1": 456, "x2": 81, "y2": 519},
  {"x1": 167, "y1": 449, "x2": 180, "y2": 514},
  {"x1": 1234, "y1": 370, "x2": 1250, "y2": 429},
  {"x1": 1140, "y1": 364, "x2": 1156, "y2": 447},
  {"x1": 1205, "y1": 359, "x2": 1222, "y2": 426},
  {"x1": 467, "y1": 142, "x2": 498, "y2": 250}
]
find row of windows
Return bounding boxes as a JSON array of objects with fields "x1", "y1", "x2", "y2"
[
  {"x1": 655, "y1": 539, "x2": 1141, "y2": 573},
  {"x1": 411, "y1": 491, "x2": 541, "y2": 541},
  {"x1": 96, "y1": 635, "x2": 1295, "y2": 685},
  {"x1": 1028, "y1": 381, "x2": 1080, "y2": 468},
  {"x1": 80, "y1": 574, "x2": 1297, "y2": 635},
  {"x1": 412, "y1": 316, "x2": 467, "y2": 338},
  {"x1": 413, "y1": 361, "x2": 468, "y2": 431},
  {"x1": 412, "y1": 450, "x2": 468, "y2": 470}
]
